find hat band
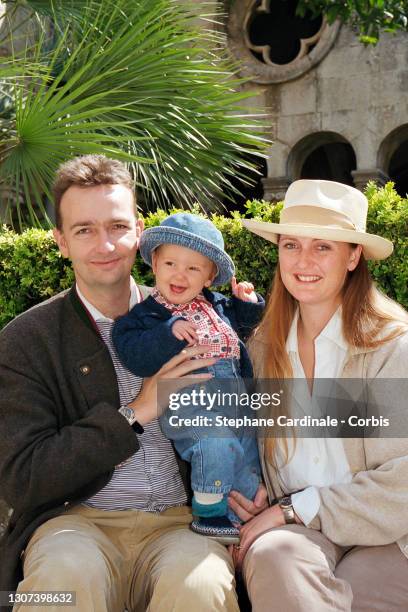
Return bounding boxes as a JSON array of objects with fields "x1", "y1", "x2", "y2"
[{"x1": 280, "y1": 206, "x2": 361, "y2": 231}]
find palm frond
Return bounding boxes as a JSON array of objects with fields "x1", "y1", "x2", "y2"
[{"x1": 0, "y1": 0, "x2": 269, "y2": 228}]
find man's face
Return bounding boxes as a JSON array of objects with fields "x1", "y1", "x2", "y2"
[{"x1": 53, "y1": 184, "x2": 143, "y2": 297}]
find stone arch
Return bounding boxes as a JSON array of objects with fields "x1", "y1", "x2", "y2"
[
  {"x1": 287, "y1": 131, "x2": 356, "y2": 185},
  {"x1": 222, "y1": 152, "x2": 268, "y2": 213},
  {"x1": 378, "y1": 124, "x2": 408, "y2": 196}
]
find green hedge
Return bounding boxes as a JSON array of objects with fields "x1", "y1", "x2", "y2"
[{"x1": 1, "y1": 182, "x2": 407, "y2": 330}]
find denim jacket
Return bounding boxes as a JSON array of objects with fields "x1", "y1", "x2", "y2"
[{"x1": 112, "y1": 288, "x2": 265, "y2": 378}]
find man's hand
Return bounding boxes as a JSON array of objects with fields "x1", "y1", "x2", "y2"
[
  {"x1": 172, "y1": 319, "x2": 199, "y2": 346},
  {"x1": 127, "y1": 345, "x2": 215, "y2": 425},
  {"x1": 231, "y1": 276, "x2": 258, "y2": 303}
]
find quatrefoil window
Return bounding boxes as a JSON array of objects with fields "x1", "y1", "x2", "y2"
[
  {"x1": 246, "y1": 0, "x2": 323, "y2": 66},
  {"x1": 226, "y1": 0, "x2": 340, "y2": 83}
]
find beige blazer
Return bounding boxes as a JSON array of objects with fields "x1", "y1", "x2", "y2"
[{"x1": 257, "y1": 329, "x2": 408, "y2": 559}]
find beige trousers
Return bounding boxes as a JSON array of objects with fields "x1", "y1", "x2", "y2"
[
  {"x1": 16, "y1": 504, "x2": 239, "y2": 612},
  {"x1": 243, "y1": 524, "x2": 408, "y2": 611}
]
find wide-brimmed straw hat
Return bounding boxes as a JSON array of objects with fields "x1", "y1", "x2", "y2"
[
  {"x1": 241, "y1": 179, "x2": 393, "y2": 260},
  {"x1": 140, "y1": 212, "x2": 235, "y2": 285}
]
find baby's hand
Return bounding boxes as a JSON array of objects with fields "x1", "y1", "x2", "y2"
[
  {"x1": 231, "y1": 276, "x2": 258, "y2": 303},
  {"x1": 172, "y1": 319, "x2": 199, "y2": 346}
]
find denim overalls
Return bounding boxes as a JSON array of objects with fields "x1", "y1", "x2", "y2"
[{"x1": 161, "y1": 358, "x2": 261, "y2": 521}]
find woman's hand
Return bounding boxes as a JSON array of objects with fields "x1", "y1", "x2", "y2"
[
  {"x1": 228, "y1": 484, "x2": 269, "y2": 522},
  {"x1": 231, "y1": 504, "x2": 287, "y2": 571},
  {"x1": 228, "y1": 484, "x2": 269, "y2": 570}
]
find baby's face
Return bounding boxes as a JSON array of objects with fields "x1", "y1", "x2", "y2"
[{"x1": 151, "y1": 244, "x2": 216, "y2": 304}]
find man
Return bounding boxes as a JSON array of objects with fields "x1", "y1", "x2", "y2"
[{"x1": 0, "y1": 155, "x2": 240, "y2": 611}]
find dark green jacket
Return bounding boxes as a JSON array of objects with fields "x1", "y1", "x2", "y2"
[{"x1": 0, "y1": 286, "x2": 190, "y2": 606}]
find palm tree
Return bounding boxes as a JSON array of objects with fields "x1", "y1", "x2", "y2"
[{"x1": 0, "y1": 0, "x2": 267, "y2": 228}]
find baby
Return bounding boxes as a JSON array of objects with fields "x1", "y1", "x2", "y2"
[{"x1": 113, "y1": 212, "x2": 264, "y2": 542}]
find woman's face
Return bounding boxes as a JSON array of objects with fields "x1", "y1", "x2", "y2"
[{"x1": 278, "y1": 235, "x2": 362, "y2": 310}]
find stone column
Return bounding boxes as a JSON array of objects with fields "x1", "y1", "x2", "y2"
[
  {"x1": 261, "y1": 176, "x2": 290, "y2": 202},
  {"x1": 351, "y1": 169, "x2": 390, "y2": 191},
  {"x1": 0, "y1": 1, "x2": 7, "y2": 55}
]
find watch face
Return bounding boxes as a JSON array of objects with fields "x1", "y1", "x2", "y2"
[
  {"x1": 280, "y1": 497, "x2": 292, "y2": 509},
  {"x1": 119, "y1": 406, "x2": 135, "y2": 424}
]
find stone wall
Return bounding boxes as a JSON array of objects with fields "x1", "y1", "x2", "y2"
[
  {"x1": 0, "y1": 1, "x2": 40, "y2": 56},
  {"x1": 225, "y1": 1, "x2": 408, "y2": 198}
]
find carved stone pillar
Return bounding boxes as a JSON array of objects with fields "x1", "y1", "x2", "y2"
[
  {"x1": 261, "y1": 177, "x2": 290, "y2": 202},
  {"x1": 351, "y1": 169, "x2": 390, "y2": 191},
  {"x1": 0, "y1": 1, "x2": 7, "y2": 55}
]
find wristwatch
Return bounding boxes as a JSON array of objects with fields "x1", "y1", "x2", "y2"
[
  {"x1": 278, "y1": 496, "x2": 296, "y2": 524},
  {"x1": 118, "y1": 405, "x2": 144, "y2": 434}
]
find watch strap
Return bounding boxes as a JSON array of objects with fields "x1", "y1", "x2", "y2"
[
  {"x1": 279, "y1": 495, "x2": 296, "y2": 524},
  {"x1": 131, "y1": 420, "x2": 144, "y2": 434},
  {"x1": 118, "y1": 405, "x2": 144, "y2": 434}
]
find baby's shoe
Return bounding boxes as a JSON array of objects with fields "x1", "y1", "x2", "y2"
[{"x1": 190, "y1": 515, "x2": 240, "y2": 545}]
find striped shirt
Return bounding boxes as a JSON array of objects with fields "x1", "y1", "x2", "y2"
[{"x1": 78, "y1": 280, "x2": 187, "y2": 512}]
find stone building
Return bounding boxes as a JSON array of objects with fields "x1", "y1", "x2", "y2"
[
  {"x1": 224, "y1": 0, "x2": 408, "y2": 201},
  {"x1": 2, "y1": 0, "x2": 407, "y2": 208}
]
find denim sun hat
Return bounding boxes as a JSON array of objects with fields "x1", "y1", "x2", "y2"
[{"x1": 140, "y1": 212, "x2": 235, "y2": 285}]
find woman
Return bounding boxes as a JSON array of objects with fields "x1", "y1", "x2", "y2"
[{"x1": 229, "y1": 179, "x2": 408, "y2": 611}]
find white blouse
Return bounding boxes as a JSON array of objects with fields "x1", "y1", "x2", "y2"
[{"x1": 275, "y1": 308, "x2": 353, "y2": 526}]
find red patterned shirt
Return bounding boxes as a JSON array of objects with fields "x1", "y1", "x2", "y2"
[{"x1": 152, "y1": 289, "x2": 241, "y2": 359}]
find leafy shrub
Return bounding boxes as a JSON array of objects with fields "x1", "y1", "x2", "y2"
[
  {"x1": 364, "y1": 182, "x2": 408, "y2": 307},
  {"x1": 0, "y1": 228, "x2": 74, "y2": 328},
  {"x1": 0, "y1": 183, "x2": 407, "y2": 330}
]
